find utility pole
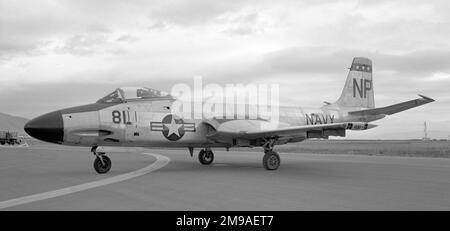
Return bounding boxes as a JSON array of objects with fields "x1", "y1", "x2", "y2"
[{"x1": 423, "y1": 121, "x2": 430, "y2": 141}]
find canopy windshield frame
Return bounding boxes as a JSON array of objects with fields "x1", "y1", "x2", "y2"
[{"x1": 96, "y1": 87, "x2": 172, "y2": 103}]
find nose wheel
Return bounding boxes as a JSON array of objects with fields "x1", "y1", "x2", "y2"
[
  {"x1": 94, "y1": 155, "x2": 112, "y2": 174},
  {"x1": 198, "y1": 149, "x2": 214, "y2": 165},
  {"x1": 91, "y1": 146, "x2": 112, "y2": 174}
]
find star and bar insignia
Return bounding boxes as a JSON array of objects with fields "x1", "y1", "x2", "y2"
[{"x1": 150, "y1": 114, "x2": 196, "y2": 141}]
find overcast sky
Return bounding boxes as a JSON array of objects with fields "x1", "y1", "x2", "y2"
[{"x1": 1, "y1": 0, "x2": 449, "y2": 139}]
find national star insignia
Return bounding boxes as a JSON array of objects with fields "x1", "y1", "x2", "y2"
[{"x1": 164, "y1": 116, "x2": 182, "y2": 137}]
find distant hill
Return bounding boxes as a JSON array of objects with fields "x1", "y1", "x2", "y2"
[{"x1": 0, "y1": 112, "x2": 29, "y2": 135}]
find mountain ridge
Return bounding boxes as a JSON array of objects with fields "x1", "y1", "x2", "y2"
[{"x1": 0, "y1": 112, "x2": 29, "y2": 135}]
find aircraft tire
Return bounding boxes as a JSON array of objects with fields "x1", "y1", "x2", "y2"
[
  {"x1": 199, "y1": 150, "x2": 214, "y2": 165},
  {"x1": 94, "y1": 156, "x2": 112, "y2": 174},
  {"x1": 263, "y1": 151, "x2": 280, "y2": 170}
]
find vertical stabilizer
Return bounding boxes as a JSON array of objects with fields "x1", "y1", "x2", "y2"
[{"x1": 335, "y1": 57, "x2": 375, "y2": 108}]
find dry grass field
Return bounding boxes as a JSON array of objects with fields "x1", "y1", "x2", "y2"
[{"x1": 255, "y1": 139, "x2": 450, "y2": 158}]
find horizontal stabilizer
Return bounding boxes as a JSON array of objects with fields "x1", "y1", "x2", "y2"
[{"x1": 348, "y1": 95, "x2": 434, "y2": 116}]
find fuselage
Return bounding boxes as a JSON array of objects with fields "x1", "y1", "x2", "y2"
[{"x1": 24, "y1": 98, "x2": 383, "y2": 148}]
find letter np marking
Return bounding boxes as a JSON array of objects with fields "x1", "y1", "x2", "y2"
[{"x1": 353, "y1": 78, "x2": 372, "y2": 98}]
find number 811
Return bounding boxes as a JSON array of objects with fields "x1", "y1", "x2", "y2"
[{"x1": 112, "y1": 110, "x2": 132, "y2": 124}]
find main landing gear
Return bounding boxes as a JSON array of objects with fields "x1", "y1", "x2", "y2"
[
  {"x1": 91, "y1": 146, "x2": 112, "y2": 174},
  {"x1": 262, "y1": 139, "x2": 280, "y2": 170},
  {"x1": 198, "y1": 148, "x2": 214, "y2": 165},
  {"x1": 194, "y1": 141, "x2": 281, "y2": 170}
]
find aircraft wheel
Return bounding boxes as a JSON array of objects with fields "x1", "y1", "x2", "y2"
[
  {"x1": 198, "y1": 149, "x2": 214, "y2": 165},
  {"x1": 263, "y1": 151, "x2": 280, "y2": 170},
  {"x1": 93, "y1": 156, "x2": 112, "y2": 174}
]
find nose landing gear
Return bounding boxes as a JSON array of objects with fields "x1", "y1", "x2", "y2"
[{"x1": 91, "y1": 146, "x2": 112, "y2": 174}]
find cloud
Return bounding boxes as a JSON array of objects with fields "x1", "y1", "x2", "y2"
[
  {"x1": 116, "y1": 34, "x2": 140, "y2": 43},
  {"x1": 86, "y1": 24, "x2": 112, "y2": 33},
  {"x1": 372, "y1": 50, "x2": 450, "y2": 74},
  {"x1": 424, "y1": 72, "x2": 450, "y2": 81},
  {"x1": 220, "y1": 12, "x2": 267, "y2": 36},
  {"x1": 0, "y1": 1, "x2": 74, "y2": 58},
  {"x1": 148, "y1": 0, "x2": 246, "y2": 26},
  {"x1": 254, "y1": 47, "x2": 450, "y2": 76},
  {"x1": 58, "y1": 34, "x2": 109, "y2": 55},
  {"x1": 0, "y1": 1, "x2": 149, "y2": 59},
  {"x1": 0, "y1": 39, "x2": 37, "y2": 60}
]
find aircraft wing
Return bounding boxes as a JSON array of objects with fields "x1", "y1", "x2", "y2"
[
  {"x1": 205, "y1": 120, "x2": 374, "y2": 140},
  {"x1": 348, "y1": 94, "x2": 435, "y2": 116}
]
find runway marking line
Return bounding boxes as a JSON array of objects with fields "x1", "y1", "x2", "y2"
[{"x1": 0, "y1": 152, "x2": 170, "y2": 210}]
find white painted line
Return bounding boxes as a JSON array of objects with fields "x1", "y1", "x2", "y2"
[{"x1": 0, "y1": 152, "x2": 170, "y2": 210}]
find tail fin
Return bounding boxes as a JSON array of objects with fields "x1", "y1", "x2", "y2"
[{"x1": 335, "y1": 57, "x2": 375, "y2": 108}]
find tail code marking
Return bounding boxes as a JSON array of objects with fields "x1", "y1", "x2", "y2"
[{"x1": 353, "y1": 78, "x2": 372, "y2": 98}]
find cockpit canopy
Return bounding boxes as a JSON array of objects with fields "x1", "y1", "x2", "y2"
[{"x1": 96, "y1": 87, "x2": 172, "y2": 103}]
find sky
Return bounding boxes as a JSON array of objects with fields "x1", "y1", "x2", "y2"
[{"x1": 0, "y1": 0, "x2": 449, "y2": 139}]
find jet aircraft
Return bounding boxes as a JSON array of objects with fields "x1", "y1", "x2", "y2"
[{"x1": 24, "y1": 57, "x2": 435, "y2": 173}]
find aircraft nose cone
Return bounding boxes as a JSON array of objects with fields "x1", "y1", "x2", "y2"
[{"x1": 24, "y1": 110, "x2": 63, "y2": 144}]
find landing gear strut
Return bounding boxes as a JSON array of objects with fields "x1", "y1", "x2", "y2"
[
  {"x1": 198, "y1": 148, "x2": 214, "y2": 165},
  {"x1": 262, "y1": 139, "x2": 280, "y2": 170},
  {"x1": 91, "y1": 146, "x2": 112, "y2": 174}
]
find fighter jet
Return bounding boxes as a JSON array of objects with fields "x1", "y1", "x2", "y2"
[{"x1": 24, "y1": 57, "x2": 434, "y2": 173}]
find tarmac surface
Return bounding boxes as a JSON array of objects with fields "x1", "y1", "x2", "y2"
[{"x1": 0, "y1": 144, "x2": 449, "y2": 210}]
